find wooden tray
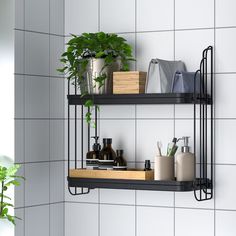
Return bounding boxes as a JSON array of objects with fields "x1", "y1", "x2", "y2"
[{"x1": 69, "y1": 169, "x2": 154, "y2": 180}]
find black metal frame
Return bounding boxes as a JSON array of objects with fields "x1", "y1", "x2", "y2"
[
  {"x1": 193, "y1": 46, "x2": 213, "y2": 201},
  {"x1": 67, "y1": 46, "x2": 214, "y2": 201}
]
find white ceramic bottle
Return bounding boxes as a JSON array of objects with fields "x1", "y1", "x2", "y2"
[{"x1": 176, "y1": 137, "x2": 195, "y2": 181}]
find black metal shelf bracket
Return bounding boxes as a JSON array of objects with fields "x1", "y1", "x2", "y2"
[
  {"x1": 67, "y1": 46, "x2": 214, "y2": 201},
  {"x1": 193, "y1": 46, "x2": 213, "y2": 201}
]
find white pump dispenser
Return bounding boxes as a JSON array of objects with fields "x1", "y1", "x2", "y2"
[{"x1": 176, "y1": 136, "x2": 195, "y2": 181}]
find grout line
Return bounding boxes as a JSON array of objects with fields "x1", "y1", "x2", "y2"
[
  {"x1": 15, "y1": 72, "x2": 64, "y2": 79},
  {"x1": 63, "y1": 25, "x2": 236, "y2": 38},
  {"x1": 15, "y1": 201, "x2": 65, "y2": 210},
  {"x1": 64, "y1": 201, "x2": 221, "y2": 211},
  {"x1": 14, "y1": 28, "x2": 65, "y2": 37},
  {"x1": 49, "y1": 1, "x2": 51, "y2": 234},
  {"x1": 23, "y1": 1, "x2": 26, "y2": 234},
  {"x1": 16, "y1": 159, "x2": 66, "y2": 165},
  {"x1": 17, "y1": 71, "x2": 236, "y2": 77},
  {"x1": 18, "y1": 200, "x2": 236, "y2": 212},
  {"x1": 98, "y1": 0, "x2": 100, "y2": 32}
]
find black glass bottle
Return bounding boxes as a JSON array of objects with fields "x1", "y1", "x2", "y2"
[
  {"x1": 99, "y1": 138, "x2": 116, "y2": 170},
  {"x1": 113, "y1": 150, "x2": 127, "y2": 170},
  {"x1": 86, "y1": 136, "x2": 101, "y2": 169}
]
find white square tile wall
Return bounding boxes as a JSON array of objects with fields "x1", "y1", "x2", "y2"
[
  {"x1": 50, "y1": 0, "x2": 64, "y2": 35},
  {"x1": 100, "y1": 0, "x2": 135, "y2": 33},
  {"x1": 100, "y1": 189, "x2": 135, "y2": 205},
  {"x1": 100, "y1": 204, "x2": 135, "y2": 236},
  {"x1": 65, "y1": 0, "x2": 98, "y2": 35},
  {"x1": 216, "y1": 0, "x2": 236, "y2": 27},
  {"x1": 137, "y1": 0, "x2": 174, "y2": 31},
  {"x1": 50, "y1": 162, "x2": 64, "y2": 203},
  {"x1": 24, "y1": 120, "x2": 50, "y2": 162},
  {"x1": 137, "y1": 206, "x2": 174, "y2": 236},
  {"x1": 25, "y1": 0, "x2": 49, "y2": 33},
  {"x1": 215, "y1": 210, "x2": 236, "y2": 236},
  {"x1": 215, "y1": 165, "x2": 236, "y2": 210},
  {"x1": 50, "y1": 78, "x2": 65, "y2": 118},
  {"x1": 14, "y1": 1, "x2": 65, "y2": 236},
  {"x1": 65, "y1": 203, "x2": 98, "y2": 236},
  {"x1": 24, "y1": 163, "x2": 49, "y2": 206},
  {"x1": 25, "y1": 205, "x2": 50, "y2": 236},
  {"x1": 24, "y1": 32, "x2": 50, "y2": 76},
  {"x1": 50, "y1": 36, "x2": 65, "y2": 77},
  {"x1": 136, "y1": 31, "x2": 174, "y2": 71},
  {"x1": 50, "y1": 203, "x2": 64, "y2": 236},
  {"x1": 175, "y1": 29, "x2": 214, "y2": 71},
  {"x1": 50, "y1": 120, "x2": 64, "y2": 161},
  {"x1": 175, "y1": 0, "x2": 214, "y2": 29},
  {"x1": 215, "y1": 74, "x2": 236, "y2": 118},
  {"x1": 136, "y1": 190, "x2": 174, "y2": 207},
  {"x1": 215, "y1": 28, "x2": 236, "y2": 73},
  {"x1": 175, "y1": 208, "x2": 214, "y2": 236},
  {"x1": 24, "y1": 76, "x2": 50, "y2": 118}
]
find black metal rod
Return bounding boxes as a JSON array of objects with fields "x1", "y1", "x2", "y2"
[
  {"x1": 67, "y1": 79, "x2": 70, "y2": 178},
  {"x1": 210, "y1": 46, "x2": 214, "y2": 197},
  {"x1": 88, "y1": 107, "x2": 90, "y2": 152},
  {"x1": 75, "y1": 80, "x2": 77, "y2": 170},
  {"x1": 81, "y1": 105, "x2": 84, "y2": 168},
  {"x1": 95, "y1": 106, "x2": 98, "y2": 138}
]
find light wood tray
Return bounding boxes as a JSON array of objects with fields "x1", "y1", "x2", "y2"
[{"x1": 69, "y1": 169, "x2": 154, "y2": 180}]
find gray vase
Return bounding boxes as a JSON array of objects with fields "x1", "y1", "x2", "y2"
[{"x1": 81, "y1": 58, "x2": 121, "y2": 94}]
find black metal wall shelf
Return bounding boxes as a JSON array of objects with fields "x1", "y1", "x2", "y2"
[
  {"x1": 68, "y1": 177, "x2": 212, "y2": 192},
  {"x1": 68, "y1": 93, "x2": 212, "y2": 105},
  {"x1": 67, "y1": 46, "x2": 214, "y2": 201}
]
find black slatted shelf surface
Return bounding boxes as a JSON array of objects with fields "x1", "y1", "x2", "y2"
[
  {"x1": 68, "y1": 93, "x2": 212, "y2": 105},
  {"x1": 68, "y1": 177, "x2": 212, "y2": 192}
]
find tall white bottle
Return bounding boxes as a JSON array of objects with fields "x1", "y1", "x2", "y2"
[{"x1": 176, "y1": 137, "x2": 195, "y2": 181}]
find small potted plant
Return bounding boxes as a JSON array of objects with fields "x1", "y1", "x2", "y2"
[
  {"x1": 58, "y1": 32, "x2": 135, "y2": 124},
  {"x1": 0, "y1": 156, "x2": 24, "y2": 227}
]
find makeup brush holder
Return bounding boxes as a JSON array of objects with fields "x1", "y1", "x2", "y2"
[{"x1": 154, "y1": 156, "x2": 174, "y2": 181}]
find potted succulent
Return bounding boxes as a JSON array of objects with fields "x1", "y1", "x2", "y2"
[
  {"x1": 58, "y1": 32, "x2": 135, "y2": 124},
  {"x1": 0, "y1": 156, "x2": 24, "y2": 226}
]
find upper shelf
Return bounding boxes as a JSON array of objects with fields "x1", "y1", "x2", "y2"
[{"x1": 68, "y1": 93, "x2": 212, "y2": 105}]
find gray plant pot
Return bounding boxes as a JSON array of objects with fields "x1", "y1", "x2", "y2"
[{"x1": 81, "y1": 58, "x2": 121, "y2": 95}]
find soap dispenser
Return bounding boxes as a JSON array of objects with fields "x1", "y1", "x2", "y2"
[
  {"x1": 176, "y1": 136, "x2": 195, "y2": 181},
  {"x1": 86, "y1": 136, "x2": 101, "y2": 169}
]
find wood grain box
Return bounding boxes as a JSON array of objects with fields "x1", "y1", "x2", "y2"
[
  {"x1": 69, "y1": 169, "x2": 154, "y2": 180},
  {"x1": 113, "y1": 71, "x2": 147, "y2": 94}
]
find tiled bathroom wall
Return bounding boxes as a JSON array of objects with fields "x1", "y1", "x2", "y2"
[
  {"x1": 15, "y1": 0, "x2": 65, "y2": 235},
  {"x1": 14, "y1": 0, "x2": 236, "y2": 236},
  {"x1": 64, "y1": 0, "x2": 236, "y2": 236}
]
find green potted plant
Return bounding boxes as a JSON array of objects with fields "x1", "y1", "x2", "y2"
[
  {"x1": 0, "y1": 159, "x2": 24, "y2": 225},
  {"x1": 58, "y1": 32, "x2": 135, "y2": 124}
]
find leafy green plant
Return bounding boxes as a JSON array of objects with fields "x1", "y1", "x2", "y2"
[
  {"x1": 58, "y1": 32, "x2": 135, "y2": 124},
  {"x1": 0, "y1": 164, "x2": 24, "y2": 224}
]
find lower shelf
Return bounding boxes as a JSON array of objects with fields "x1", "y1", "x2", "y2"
[{"x1": 68, "y1": 177, "x2": 212, "y2": 192}]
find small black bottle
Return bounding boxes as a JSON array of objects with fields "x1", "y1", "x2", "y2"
[
  {"x1": 99, "y1": 138, "x2": 116, "y2": 170},
  {"x1": 144, "y1": 160, "x2": 151, "y2": 171},
  {"x1": 113, "y1": 150, "x2": 127, "y2": 170},
  {"x1": 86, "y1": 136, "x2": 101, "y2": 169}
]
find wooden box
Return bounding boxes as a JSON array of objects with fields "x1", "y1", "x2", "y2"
[
  {"x1": 113, "y1": 71, "x2": 147, "y2": 94},
  {"x1": 69, "y1": 169, "x2": 154, "y2": 180}
]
